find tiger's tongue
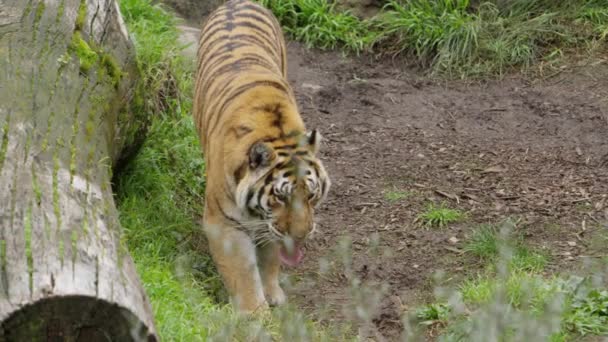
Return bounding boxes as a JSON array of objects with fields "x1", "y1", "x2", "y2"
[{"x1": 279, "y1": 244, "x2": 304, "y2": 267}]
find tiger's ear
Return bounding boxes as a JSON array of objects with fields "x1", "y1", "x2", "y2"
[
  {"x1": 249, "y1": 141, "x2": 274, "y2": 169},
  {"x1": 306, "y1": 129, "x2": 321, "y2": 154}
]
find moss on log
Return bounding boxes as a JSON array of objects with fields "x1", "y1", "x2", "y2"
[{"x1": 0, "y1": 0, "x2": 157, "y2": 340}]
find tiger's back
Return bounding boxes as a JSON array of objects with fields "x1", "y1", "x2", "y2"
[{"x1": 193, "y1": 0, "x2": 294, "y2": 151}]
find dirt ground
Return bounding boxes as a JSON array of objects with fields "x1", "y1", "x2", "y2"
[
  {"x1": 283, "y1": 44, "x2": 608, "y2": 339},
  {"x1": 174, "y1": 16, "x2": 608, "y2": 340}
]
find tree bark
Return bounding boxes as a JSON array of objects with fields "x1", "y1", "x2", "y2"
[{"x1": 0, "y1": 0, "x2": 157, "y2": 340}]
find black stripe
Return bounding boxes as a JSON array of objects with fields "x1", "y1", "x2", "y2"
[
  {"x1": 246, "y1": 189, "x2": 255, "y2": 206},
  {"x1": 204, "y1": 80, "x2": 238, "y2": 134},
  {"x1": 207, "y1": 80, "x2": 289, "y2": 137},
  {"x1": 320, "y1": 179, "x2": 327, "y2": 196},
  {"x1": 199, "y1": 53, "x2": 233, "y2": 82},
  {"x1": 274, "y1": 144, "x2": 297, "y2": 150},
  {"x1": 235, "y1": 12, "x2": 277, "y2": 38},
  {"x1": 201, "y1": 40, "x2": 249, "y2": 64},
  {"x1": 238, "y1": 34, "x2": 280, "y2": 63},
  {"x1": 215, "y1": 197, "x2": 240, "y2": 225},
  {"x1": 237, "y1": 3, "x2": 273, "y2": 15},
  {"x1": 264, "y1": 173, "x2": 274, "y2": 185},
  {"x1": 256, "y1": 186, "x2": 265, "y2": 206},
  {"x1": 199, "y1": 15, "x2": 234, "y2": 47},
  {"x1": 219, "y1": 79, "x2": 288, "y2": 114},
  {"x1": 205, "y1": 74, "x2": 240, "y2": 114},
  {"x1": 309, "y1": 161, "x2": 320, "y2": 179},
  {"x1": 233, "y1": 125, "x2": 253, "y2": 138},
  {"x1": 295, "y1": 150, "x2": 309, "y2": 156},
  {"x1": 203, "y1": 57, "x2": 277, "y2": 96},
  {"x1": 233, "y1": 162, "x2": 247, "y2": 186},
  {"x1": 203, "y1": 74, "x2": 244, "y2": 130},
  {"x1": 232, "y1": 20, "x2": 281, "y2": 58},
  {"x1": 201, "y1": 33, "x2": 280, "y2": 70},
  {"x1": 237, "y1": 2, "x2": 285, "y2": 48},
  {"x1": 199, "y1": 41, "x2": 250, "y2": 95},
  {"x1": 197, "y1": 27, "x2": 238, "y2": 70}
]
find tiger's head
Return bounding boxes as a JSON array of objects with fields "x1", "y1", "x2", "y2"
[{"x1": 235, "y1": 130, "x2": 330, "y2": 266}]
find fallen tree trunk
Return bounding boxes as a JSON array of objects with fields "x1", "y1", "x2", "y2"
[{"x1": 0, "y1": 0, "x2": 157, "y2": 340}]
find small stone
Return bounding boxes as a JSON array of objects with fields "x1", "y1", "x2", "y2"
[
  {"x1": 448, "y1": 236, "x2": 459, "y2": 244},
  {"x1": 567, "y1": 241, "x2": 577, "y2": 247},
  {"x1": 413, "y1": 264, "x2": 420, "y2": 269},
  {"x1": 302, "y1": 83, "x2": 322, "y2": 91}
]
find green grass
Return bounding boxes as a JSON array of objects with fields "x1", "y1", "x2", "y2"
[
  {"x1": 416, "y1": 302, "x2": 451, "y2": 325},
  {"x1": 417, "y1": 202, "x2": 464, "y2": 228},
  {"x1": 257, "y1": 0, "x2": 608, "y2": 77},
  {"x1": 258, "y1": 0, "x2": 378, "y2": 51},
  {"x1": 119, "y1": 0, "x2": 185, "y2": 114},
  {"x1": 414, "y1": 221, "x2": 608, "y2": 341},
  {"x1": 384, "y1": 188, "x2": 412, "y2": 202},
  {"x1": 464, "y1": 223, "x2": 548, "y2": 272}
]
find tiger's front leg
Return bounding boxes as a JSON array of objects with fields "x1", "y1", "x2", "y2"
[
  {"x1": 257, "y1": 242, "x2": 286, "y2": 306},
  {"x1": 204, "y1": 219, "x2": 268, "y2": 314}
]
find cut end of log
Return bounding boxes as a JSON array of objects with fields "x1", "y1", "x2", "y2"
[{"x1": 0, "y1": 295, "x2": 157, "y2": 342}]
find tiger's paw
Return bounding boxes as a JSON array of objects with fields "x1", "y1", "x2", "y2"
[{"x1": 265, "y1": 285, "x2": 287, "y2": 307}]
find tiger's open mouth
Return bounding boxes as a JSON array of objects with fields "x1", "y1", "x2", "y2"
[{"x1": 279, "y1": 242, "x2": 304, "y2": 267}]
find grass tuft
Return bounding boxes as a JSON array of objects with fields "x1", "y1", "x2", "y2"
[
  {"x1": 120, "y1": 0, "x2": 184, "y2": 115},
  {"x1": 384, "y1": 188, "x2": 411, "y2": 202},
  {"x1": 464, "y1": 223, "x2": 548, "y2": 272},
  {"x1": 417, "y1": 202, "x2": 464, "y2": 228},
  {"x1": 259, "y1": 0, "x2": 378, "y2": 52},
  {"x1": 416, "y1": 303, "x2": 451, "y2": 325}
]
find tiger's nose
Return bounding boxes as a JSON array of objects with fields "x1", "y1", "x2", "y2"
[{"x1": 291, "y1": 225, "x2": 313, "y2": 244}]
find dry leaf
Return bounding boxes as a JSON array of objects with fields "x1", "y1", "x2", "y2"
[
  {"x1": 435, "y1": 189, "x2": 460, "y2": 203},
  {"x1": 482, "y1": 165, "x2": 507, "y2": 174}
]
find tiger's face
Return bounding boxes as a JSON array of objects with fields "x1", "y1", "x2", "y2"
[{"x1": 235, "y1": 130, "x2": 330, "y2": 266}]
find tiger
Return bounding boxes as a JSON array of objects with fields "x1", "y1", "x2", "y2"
[{"x1": 192, "y1": 0, "x2": 331, "y2": 314}]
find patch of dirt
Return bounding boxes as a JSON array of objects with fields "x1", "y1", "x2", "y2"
[
  {"x1": 171, "y1": 15, "x2": 608, "y2": 339},
  {"x1": 283, "y1": 43, "x2": 608, "y2": 339}
]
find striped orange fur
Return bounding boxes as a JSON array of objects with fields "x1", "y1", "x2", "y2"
[{"x1": 193, "y1": 0, "x2": 331, "y2": 313}]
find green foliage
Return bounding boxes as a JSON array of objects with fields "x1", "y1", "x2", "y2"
[
  {"x1": 120, "y1": 0, "x2": 185, "y2": 114},
  {"x1": 374, "y1": 0, "x2": 478, "y2": 69},
  {"x1": 422, "y1": 229, "x2": 606, "y2": 340},
  {"x1": 416, "y1": 303, "x2": 451, "y2": 325},
  {"x1": 258, "y1": 0, "x2": 608, "y2": 77},
  {"x1": 577, "y1": 1, "x2": 608, "y2": 40},
  {"x1": 417, "y1": 202, "x2": 464, "y2": 228},
  {"x1": 259, "y1": 0, "x2": 377, "y2": 51},
  {"x1": 564, "y1": 288, "x2": 608, "y2": 335}
]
